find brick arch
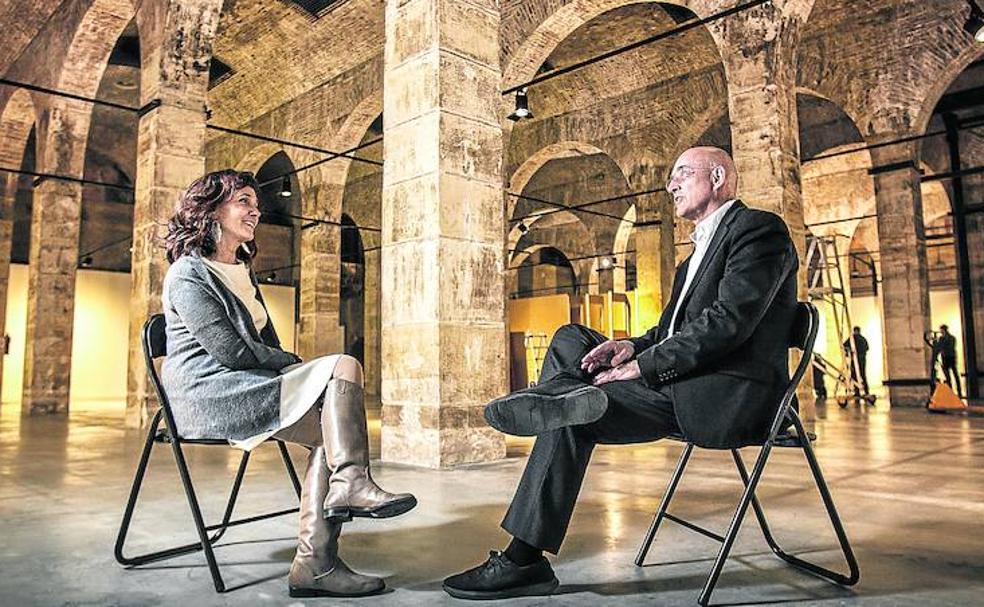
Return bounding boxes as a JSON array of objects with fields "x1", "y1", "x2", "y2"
[
  {"x1": 611, "y1": 204, "x2": 637, "y2": 290},
  {"x1": 508, "y1": 140, "x2": 624, "y2": 220},
  {"x1": 920, "y1": 162, "x2": 951, "y2": 228},
  {"x1": 503, "y1": 0, "x2": 727, "y2": 100},
  {"x1": 290, "y1": 90, "x2": 383, "y2": 225},
  {"x1": 56, "y1": 0, "x2": 135, "y2": 98},
  {"x1": 799, "y1": 0, "x2": 980, "y2": 139},
  {"x1": 795, "y1": 87, "x2": 867, "y2": 156},
  {"x1": 511, "y1": 209, "x2": 597, "y2": 290},
  {"x1": 0, "y1": 88, "x2": 36, "y2": 175},
  {"x1": 913, "y1": 45, "x2": 984, "y2": 137},
  {"x1": 332, "y1": 90, "x2": 383, "y2": 155},
  {"x1": 34, "y1": 0, "x2": 134, "y2": 178},
  {"x1": 509, "y1": 243, "x2": 584, "y2": 296},
  {"x1": 670, "y1": 105, "x2": 731, "y2": 163},
  {"x1": 233, "y1": 142, "x2": 287, "y2": 174},
  {"x1": 801, "y1": 143, "x2": 875, "y2": 239},
  {"x1": 335, "y1": 92, "x2": 383, "y2": 219}
]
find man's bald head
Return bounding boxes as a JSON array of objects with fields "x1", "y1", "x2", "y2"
[
  {"x1": 667, "y1": 146, "x2": 739, "y2": 223},
  {"x1": 679, "y1": 146, "x2": 738, "y2": 199}
]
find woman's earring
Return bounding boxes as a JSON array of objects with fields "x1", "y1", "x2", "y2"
[{"x1": 210, "y1": 220, "x2": 222, "y2": 244}]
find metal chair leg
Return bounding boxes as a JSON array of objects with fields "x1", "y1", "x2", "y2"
[
  {"x1": 731, "y1": 449, "x2": 782, "y2": 555},
  {"x1": 277, "y1": 441, "x2": 302, "y2": 498},
  {"x1": 732, "y1": 433, "x2": 859, "y2": 586},
  {"x1": 168, "y1": 429, "x2": 227, "y2": 592},
  {"x1": 115, "y1": 430, "x2": 303, "y2": 593},
  {"x1": 206, "y1": 451, "x2": 251, "y2": 546},
  {"x1": 635, "y1": 443, "x2": 695, "y2": 566},
  {"x1": 115, "y1": 408, "x2": 165, "y2": 566},
  {"x1": 788, "y1": 415, "x2": 860, "y2": 585},
  {"x1": 698, "y1": 444, "x2": 773, "y2": 606}
]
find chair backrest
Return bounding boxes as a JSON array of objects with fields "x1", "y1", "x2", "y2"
[
  {"x1": 142, "y1": 314, "x2": 181, "y2": 436},
  {"x1": 767, "y1": 302, "x2": 819, "y2": 441},
  {"x1": 144, "y1": 313, "x2": 167, "y2": 359}
]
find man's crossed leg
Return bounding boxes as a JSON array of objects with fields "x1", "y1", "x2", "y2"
[{"x1": 443, "y1": 324, "x2": 679, "y2": 600}]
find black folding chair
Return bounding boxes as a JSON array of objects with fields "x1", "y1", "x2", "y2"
[
  {"x1": 114, "y1": 314, "x2": 303, "y2": 592},
  {"x1": 635, "y1": 302, "x2": 860, "y2": 605}
]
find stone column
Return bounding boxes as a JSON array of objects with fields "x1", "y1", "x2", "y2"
[
  {"x1": 0, "y1": 177, "x2": 16, "y2": 398},
  {"x1": 363, "y1": 233, "x2": 382, "y2": 398},
  {"x1": 965, "y1": 178, "x2": 984, "y2": 397},
  {"x1": 714, "y1": 2, "x2": 813, "y2": 416},
  {"x1": 126, "y1": 0, "x2": 222, "y2": 427},
  {"x1": 381, "y1": 0, "x2": 506, "y2": 467},
  {"x1": 21, "y1": 101, "x2": 90, "y2": 415},
  {"x1": 297, "y1": 181, "x2": 343, "y2": 359},
  {"x1": 869, "y1": 139, "x2": 932, "y2": 407},
  {"x1": 621, "y1": 159, "x2": 673, "y2": 334},
  {"x1": 631, "y1": 176, "x2": 674, "y2": 334}
]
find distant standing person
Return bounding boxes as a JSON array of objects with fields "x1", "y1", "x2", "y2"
[
  {"x1": 936, "y1": 325, "x2": 962, "y2": 398},
  {"x1": 844, "y1": 326, "x2": 870, "y2": 399}
]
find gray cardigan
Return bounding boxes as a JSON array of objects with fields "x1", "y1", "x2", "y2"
[{"x1": 161, "y1": 252, "x2": 300, "y2": 440}]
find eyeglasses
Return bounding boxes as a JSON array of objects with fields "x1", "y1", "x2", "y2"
[{"x1": 665, "y1": 165, "x2": 717, "y2": 192}]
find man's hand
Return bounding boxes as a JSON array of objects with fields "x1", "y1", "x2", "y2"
[
  {"x1": 580, "y1": 340, "x2": 635, "y2": 374},
  {"x1": 592, "y1": 360, "x2": 642, "y2": 385}
]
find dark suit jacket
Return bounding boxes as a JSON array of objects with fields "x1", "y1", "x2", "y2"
[{"x1": 629, "y1": 201, "x2": 798, "y2": 448}]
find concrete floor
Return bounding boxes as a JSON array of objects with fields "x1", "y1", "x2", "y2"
[{"x1": 1, "y1": 400, "x2": 982, "y2": 606}]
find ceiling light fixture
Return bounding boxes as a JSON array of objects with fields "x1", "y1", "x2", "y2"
[
  {"x1": 279, "y1": 175, "x2": 292, "y2": 198},
  {"x1": 966, "y1": 1, "x2": 984, "y2": 42},
  {"x1": 508, "y1": 88, "x2": 533, "y2": 121}
]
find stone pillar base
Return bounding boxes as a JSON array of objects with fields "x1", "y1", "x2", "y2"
[{"x1": 888, "y1": 385, "x2": 930, "y2": 408}]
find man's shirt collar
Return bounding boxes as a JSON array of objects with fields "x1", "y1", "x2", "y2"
[{"x1": 690, "y1": 199, "x2": 736, "y2": 245}]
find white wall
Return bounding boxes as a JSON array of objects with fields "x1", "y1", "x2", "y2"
[
  {"x1": 3, "y1": 264, "x2": 297, "y2": 409},
  {"x1": 813, "y1": 289, "x2": 966, "y2": 399}
]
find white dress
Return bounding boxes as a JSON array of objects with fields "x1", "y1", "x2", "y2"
[{"x1": 201, "y1": 258, "x2": 340, "y2": 451}]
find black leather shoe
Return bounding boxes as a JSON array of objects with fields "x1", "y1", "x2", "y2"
[
  {"x1": 443, "y1": 551, "x2": 559, "y2": 600},
  {"x1": 484, "y1": 385, "x2": 608, "y2": 436}
]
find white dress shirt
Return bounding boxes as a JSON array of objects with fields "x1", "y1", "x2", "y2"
[{"x1": 667, "y1": 200, "x2": 735, "y2": 337}]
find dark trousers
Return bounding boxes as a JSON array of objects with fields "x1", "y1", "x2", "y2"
[
  {"x1": 850, "y1": 356, "x2": 869, "y2": 396},
  {"x1": 500, "y1": 324, "x2": 680, "y2": 554},
  {"x1": 941, "y1": 357, "x2": 962, "y2": 398}
]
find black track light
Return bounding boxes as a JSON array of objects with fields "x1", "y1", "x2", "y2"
[
  {"x1": 279, "y1": 175, "x2": 292, "y2": 198},
  {"x1": 508, "y1": 87, "x2": 533, "y2": 121},
  {"x1": 966, "y1": 1, "x2": 984, "y2": 42}
]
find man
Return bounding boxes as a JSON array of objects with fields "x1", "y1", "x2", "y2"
[
  {"x1": 935, "y1": 325, "x2": 962, "y2": 398},
  {"x1": 442, "y1": 147, "x2": 799, "y2": 600},
  {"x1": 843, "y1": 326, "x2": 870, "y2": 399}
]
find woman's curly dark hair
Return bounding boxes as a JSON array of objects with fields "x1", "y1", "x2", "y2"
[{"x1": 165, "y1": 169, "x2": 261, "y2": 263}]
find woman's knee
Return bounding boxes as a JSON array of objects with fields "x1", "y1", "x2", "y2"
[{"x1": 332, "y1": 354, "x2": 364, "y2": 385}]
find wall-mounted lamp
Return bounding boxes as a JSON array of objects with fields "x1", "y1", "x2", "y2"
[
  {"x1": 517, "y1": 221, "x2": 529, "y2": 233},
  {"x1": 279, "y1": 175, "x2": 292, "y2": 198},
  {"x1": 599, "y1": 256, "x2": 617, "y2": 270},
  {"x1": 966, "y1": 1, "x2": 984, "y2": 42},
  {"x1": 80, "y1": 256, "x2": 93, "y2": 268},
  {"x1": 507, "y1": 87, "x2": 533, "y2": 121}
]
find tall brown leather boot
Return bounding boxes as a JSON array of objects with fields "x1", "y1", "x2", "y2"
[
  {"x1": 288, "y1": 447, "x2": 385, "y2": 598},
  {"x1": 321, "y1": 378, "x2": 417, "y2": 521}
]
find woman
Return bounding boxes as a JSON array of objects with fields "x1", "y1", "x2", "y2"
[{"x1": 161, "y1": 169, "x2": 415, "y2": 598}]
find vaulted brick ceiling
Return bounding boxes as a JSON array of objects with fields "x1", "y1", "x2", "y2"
[
  {"x1": 528, "y1": 2, "x2": 723, "y2": 119},
  {"x1": 0, "y1": 0, "x2": 64, "y2": 78},
  {"x1": 207, "y1": 0, "x2": 384, "y2": 128}
]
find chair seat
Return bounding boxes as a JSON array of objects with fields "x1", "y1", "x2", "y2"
[
  {"x1": 153, "y1": 429, "x2": 229, "y2": 446},
  {"x1": 665, "y1": 429, "x2": 817, "y2": 448}
]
